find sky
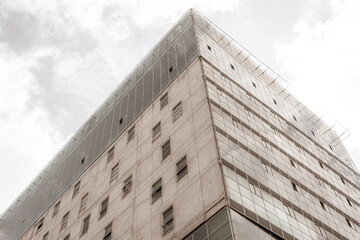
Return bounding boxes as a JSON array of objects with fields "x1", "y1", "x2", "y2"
[{"x1": 0, "y1": 0, "x2": 359, "y2": 215}]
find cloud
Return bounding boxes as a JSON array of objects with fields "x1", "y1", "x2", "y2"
[{"x1": 275, "y1": 0, "x2": 360, "y2": 168}]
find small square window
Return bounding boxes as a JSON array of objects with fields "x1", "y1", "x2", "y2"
[
  {"x1": 291, "y1": 182, "x2": 298, "y2": 192},
  {"x1": 64, "y1": 234, "x2": 70, "y2": 240},
  {"x1": 79, "y1": 193, "x2": 88, "y2": 213},
  {"x1": 110, "y1": 163, "x2": 119, "y2": 182},
  {"x1": 119, "y1": 118, "x2": 123, "y2": 125},
  {"x1": 176, "y1": 156, "x2": 188, "y2": 180},
  {"x1": 100, "y1": 197, "x2": 108, "y2": 219},
  {"x1": 207, "y1": 45, "x2": 212, "y2": 51},
  {"x1": 53, "y1": 201, "x2": 60, "y2": 218},
  {"x1": 81, "y1": 215, "x2": 90, "y2": 236},
  {"x1": 60, "y1": 212, "x2": 69, "y2": 231},
  {"x1": 42, "y1": 232, "x2": 49, "y2": 240},
  {"x1": 319, "y1": 200, "x2": 328, "y2": 211},
  {"x1": 319, "y1": 161, "x2": 324, "y2": 169},
  {"x1": 162, "y1": 140, "x2": 171, "y2": 160},
  {"x1": 152, "y1": 178, "x2": 162, "y2": 203},
  {"x1": 107, "y1": 146, "x2": 115, "y2": 162},
  {"x1": 162, "y1": 206, "x2": 174, "y2": 234},
  {"x1": 169, "y1": 66, "x2": 173, "y2": 73},
  {"x1": 160, "y1": 93, "x2": 168, "y2": 110},
  {"x1": 153, "y1": 122, "x2": 161, "y2": 140},
  {"x1": 104, "y1": 223, "x2": 112, "y2": 240},
  {"x1": 36, "y1": 218, "x2": 44, "y2": 234},
  {"x1": 73, "y1": 181, "x2": 80, "y2": 198},
  {"x1": 81, "y1": 157, "x2": 85, "y2": 165},
  {"x1": 128, "y1": 126, "x2": 135, "y2": 142},
  {"x1": 123, "y1": 175, "x2": 132, "y2": 197},
  {"x1": 172, "y1": 102, "x2": 183, "y2": 121},
  {"x1": 230, "y1": 64, "x2": 235, "y2": 70}
]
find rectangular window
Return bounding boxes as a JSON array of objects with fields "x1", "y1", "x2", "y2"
[
  {"x1": 128, "y1": 126, "x2": 135, "y2": 142},
  {"x1": 230, "y1": 64, "x2": 235, "y2": 70},
  {"x1": 347, "y1": 198, "x2": 353, "y2": 207},
  {"x1": 284, "y1": 204, "x2": 295, "y2": 218},
  {"x1": 161, "y1": 140, "x2": 171, "y2": 160},
  {"x1": 36, "y1": 218, "x2": 44, "y2": 233},
  {"x1": 176, "y1": 156, "x2": 188, "y2": 180},
  {"x1": 110, "y1": 163, "x2": 119, "y2": 182},
  {"x1": 261, "y1": 162, "x2": 268, "y2": 172},
  {"x1": 100, "y1": 198, "x2": 108, "y2": 218},
  {"x1": 123, "y1": 175, "x2": 132, "y2": 197},
  {"x1": 152, "y1": 178, "x2": 162, "y2": 203},
  {"x1": 207, "y1": 45, "x2": 212, "y2": 51},
  {"x1": 346, "y1": 218, "x2": 353, "y2": 228},
  {"x1": 232, "y1": 119, "x2": 239, "y2": 128},
  {"x1": 42, "y1": 232, "x2": 49, "y2": 240},
  {"x1": 107, "y1": 146, "x2": 115, "y2": 162},
  {"x1": 319, "y1": 161, "x2": 324, "y2": 169},
  {"x1": 53, "y1": 201, "x2": 60, "y2": 218},
  {"x1": 315, "y1": 224, "x2": 326, "y2": 237},
  {"x1": 81, "y1": 215, "x2": 90, "y2": 236},
  {"x1": 319, "y1": 200, "x2": 328, "y2": 211},
  {"x1": 153, "y1": 122, "x2": 161, "y2": 140},
  {"x1": 73, "y1": 181, "x2": 80, "y2": 198},
  {"x1": 172, "y1": 102, "x2": 183, "y2": 121},
  {"x1": 160, "y1": 93, "x2": 168, "y2": 110},
  {"x1": 104, "y1": 223, "x2": 112, "y2": 240},
  {"x1": 291, "y1": 182, "x2": 298, "y2": 192},
  {"x1": 249, "y1": 182, "x2": 261, "y2": 196},
  {"x1": 79, "y1": 193, "x2": 88, "y2": 213},
  {"x1": 64, "y1": 234, "x2": 70, "y2": 240},
  {"x1": 162, "y1": 206, "x2": 174, "y2": 234},
  {"x1": 60, "y1": 212, "x2": 69, "y2": 231}
]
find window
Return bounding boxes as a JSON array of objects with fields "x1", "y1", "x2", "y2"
[
  {"x1": 169, "y1": 66, "x2": 173, "y2": 73},
  {"x1": 230, "y1": 64, "x2": 235, "y2": 70},
  {"x1": 81, "y1": 215, "x2": 90, "y2": 236},
  {"x1": 262, "y1": 139, "x2": 271, "y2": 150},
  {"x1": 347, "y1": 198, "x2": 353, "y2": 207},
  {"x1": 79, "y1": 193, "x2": 88, "y2": 213},
  {"x1": 340, "y1": 177, "x2": 346, "y2": 185},
  {"x1": 290, "y1": 159, "x2": 297, "y2": 169},
  {"x1": 261, "y1": 162, "x2": 268, "y2": 172},
  {"x1": 81, "y1": 157, "x2": 85, "y2": 165},
  {"x1": 247, "y1": 93, "x2": 255, "y2": 102},
  {"x1": 346, "y1": 218, "x2": 353, "y2": 228},
  {"x1": 153, "y1": 122, "x2": 161, "y2": 140},
  {"x1": 207, "y1": 45, "x2": 212, "y2": 51},
  {"x1": 284, "y1": 204, "x2": 295, "y2": 218},
  {"x1": 42, "y1": 232, "x2": 49, "y2": 240},
  {"x1": 291, "y1": 182, "x2": 298, "y2": 192},
  {"x1": 73, "y1": 181, "x2": 80, "y2": 198},
  {"x1": 162, "y1": 206, "x2": 174, "y2": 234},
  {"x1": 316, "y1": 177, "x2": 324, "y2": 187},
  {"x1": 128, "y1": 126, "x2": 135, "y2": 142},
  {"x1": 249, "y1": 182, "x2": 261, "y2": 196},
  {"x1": 319, "y1": 200, "x2": 328, "y2": 211},
  {"x1": 123, "y1": 175, "x2": 132, "y2": 197},
  {"x1": 53, "y1": 201, "x2": 60, "y2": 218},
  {"x1": 104, "y1": 223, "x2": 112, "y2": 240},
  {"x1": 107, "y1": 146, "x2": 115, "y2": 162},
  {"x1": 160, "y1": 93, "x2": 168, "y2": 110},
  {"x1": 152, "y1": 178, "x2": 162, "y2": 203},
  {"x1": 232, "y1": 118, "x2": 239, "y2": 128},
  {"x1": 110, "y1": 163, "x2": 119, "y2": 182},
  {"x1": 60, "y1": 212, "x2": 69, "y2": 231},
  {"x1": 252, "y1": 82, "x2": 257, "y2": 88},
  {"x1": 36, "y1": 218, "x2": 44, "y2": 233},
  {"x1": 176, "y1": 156, "x2": 188, "y2": 180},
  {"x1": 315, "y1": 224, "x2": 326, "y2": 237},
  {"x1": 332, "y1": 188, "x2": 340, "y2": 197},
  {"x1": 162, "y1": 140, "x2": 171, "y2": 160},
  {"x1": 119, "y1": 118, "x2": 123, "y2": 125},
  {"x1": 329, "y1": 144, "x2": 333, "y2": 151},
  {"x1": 172, "y1": 102, "x2": 183, "y2": 121},
  {"x1": 217, "y1": 88, "x2": 223, "y2": 96},
  {"x1": 64, "y1": 234, "x2": 70, "y2": 240},
  {"x1": 311, "y1": 130, "x2": 316, "y2": 137},
  {"x1": 100, "y1": 198, "x2": 108, "y2": 218},
  {"x1": 293, "y1": 115, "x2": 297, "y2": 121}
]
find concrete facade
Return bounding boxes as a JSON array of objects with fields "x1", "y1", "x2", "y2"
[{"x1": 1, "y1": 9, "x2": 360, "y2": 240}]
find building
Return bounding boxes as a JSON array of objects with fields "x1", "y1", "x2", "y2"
[{"x1": 1, "y1": 9, "x2": 360, "y2": 240}]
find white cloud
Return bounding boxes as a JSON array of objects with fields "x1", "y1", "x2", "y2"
[{"x1": 275, "y1": 0, "x2": 360, "y2": 168}]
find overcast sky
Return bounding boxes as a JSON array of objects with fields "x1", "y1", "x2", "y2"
[{"x1": 0, "y1": 0, "x2": 359, "y2": 215}]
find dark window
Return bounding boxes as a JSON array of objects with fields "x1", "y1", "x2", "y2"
[
  {"x1": 341, "y1": 177, "x2": 346, "y2": 185},
  {"x1": 42, "y1": 232, "x2": 49, "y2": 240},
  {"x1": 73, "y1": 181, "x2": 80, "y2": 198},
  {"x1": 160, "y1": 93, "x2": 168, "y2": 110},
  {"x1": 153, "y1": 122, "x2": 161, "y2": 140},
  {"x1": 128, "y1": 126, "x2": 135, "y2": 142},
  {"x1": 107, "y1": 146, "x2": 115, "y2": 162},
  {"x1": 252, "y1": 82, "x2": 256, "y2": 88},
  {"x1": 176, "y1": 156, "x2": 188, "y2": 180},
  {"x1": 230, "y1": 64, "x2": 235, "y2": 70},
  {"x1": 169, "y1": 66, "x2": 173, "y2": 73},
  {"x1": 36, "y1": 218, "x2": 44, "y2": 233},
  {"x1": 60, "y1": 212, "x2": 69, "y2": 230},
  {"x1": 81, "y1": 215, "x2": 90, "y2": 236},
  {"x1": 291, "y1": 182, "x2": 298, "y2": 192},
  {"x1": 162, "y1": 206, "x2": 174, "y2": 234},
  {"x1": 346, "y1": 218, "x2": 353, "y2": 228},
  {"x1": 290, "y1": 159, "x2": 296, "y2": 168},
  {"x1": 152, "y1": 178, "x2": 162, "y2": 203},
  {"x1": 79, "y1": 193, "x2": 88, "y2": 213},
  {"x1": 64, "y1": 234, "x2": 70, "y2": 240},
  {"x1": 273, "y1": 99, "x2": 277, "y2": 105},
  {"x1": 293, "y1": 115, "x2": 297, "y2": 121},
  {"x1": 53, "y1": 201, "x2": 60, "y2": 218},
  {"x1": 104, "y1": 223, "x2": 112, "y2": 240},
  {"x1": 172, "y1": 102, "x2": 183, "y2": 121},
  {"x1": 81, "y1": 158, "x2": 85, "y2": 165},
  {"x1": 119, "y1": 118, "x2": 123, "y2": 125},
  {"x1": 100, "y1": 197, "x2": 108, "y2": 218},
  {"x1": 123, "y1": 175, "x2": 132, "y2": 197},
  {"x1": 207, "y1": 45, "x2": 212, "y2": 51},
  {"x1": 110, "y1": 163, "x2": 119, "y2": 182},
  {"x1": 319, "y1": 200, "x2": 327, "y2": 211},
  {"x1": 162, "y1": 140, "x2": 171, "y2": 160},
  {"x1": 347, "y1": 198, "x2": 353, "y2": 207},
  {"x1": 311, "y1": 130, "x2": 316, "y2": 137},
  {"x1": 319, "y1": 161, "x2": 324, "y2": 169}
]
